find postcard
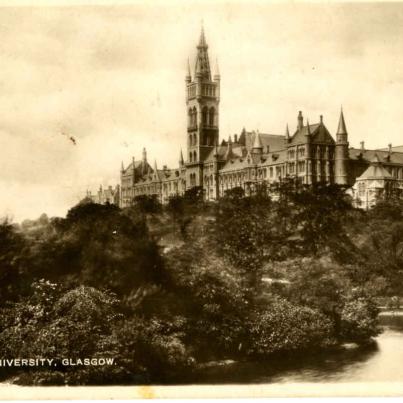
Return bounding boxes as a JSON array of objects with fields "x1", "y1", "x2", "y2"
[{"x1": 0, "y1": 0, "x2": 403, "y2": 399}]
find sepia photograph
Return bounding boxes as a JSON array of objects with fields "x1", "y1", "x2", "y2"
[{"x1": 1, "y1": 0, "x2": 403, "y2": 398}]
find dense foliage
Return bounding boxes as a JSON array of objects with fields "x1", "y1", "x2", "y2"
[{"x1": 0, "y1": 183, "x2": 400, "y2": 385}]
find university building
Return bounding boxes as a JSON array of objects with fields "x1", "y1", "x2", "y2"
[{"x1": 95, "y1": 28, "x2": 403, "y2": 210}]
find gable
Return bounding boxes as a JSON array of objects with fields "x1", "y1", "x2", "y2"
[{"x1": 311, "y1": 124, "x2": 336, "y2": 144}]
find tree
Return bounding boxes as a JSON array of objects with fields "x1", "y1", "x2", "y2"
[
  {"x1": 0, "y1": 218, "x2": 28, "y2": 301},
  {"x1": 131, "y1": 195, "x2": 162, "y2": 215}
]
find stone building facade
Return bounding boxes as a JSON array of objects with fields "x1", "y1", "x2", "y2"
[{"x1": 110, "y1": 28, "x2": 403, "y2": 209}]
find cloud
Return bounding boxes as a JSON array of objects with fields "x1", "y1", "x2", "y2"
[{"x1": 0, "y1": 3, "x2": 403, "y2": 221}]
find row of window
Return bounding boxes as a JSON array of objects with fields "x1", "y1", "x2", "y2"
[
  {"x1": 187, "y1": 106, "x2": 216, "y2": 127},
  {"x1": 287, "y1": 146, "x2": 334, "y2": 160},
  {"x1": 202, "y1": 85, "x2": 216, "y2": 97},
  {"x1": 187, "y1": 84, "x2": 217, "y2": 99},
  {"x1": 189, "y1": 173, "x2": 197, "y2": 187},
  {"x1": 288, "y1": 148, "x2": 305, "y2": 159},
  {"x1": 189, "y1": 133, "x2": 216, "y2": 147},
  {"x1": 187, "y1": 85, "x2": 196, "y2": 99},
  {"x1": 389, "y1": 166, "x2": 403, "y2": 179},
  {"x1": 189, "y1": 151, "x2": 197, "y2": 162}
]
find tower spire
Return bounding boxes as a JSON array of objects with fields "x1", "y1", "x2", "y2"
[
  {"x1": 252, "y1": 130, "x2": 263, "y2": 153},
  {"x1": 214, "y1": 58, "x2": 220, "y2": 78},
  {"x1": 198, "y1": 22, "x2": 207, "y2": 48},
  {"x1": 337, "y1": 107, "x2": 348, "y2": 135},
  {"x1": 194, "y1": 24, "x2": 211, "y2": 80},
  {"x1": 142, "y1": 148, "x2": 147, "y2": 174},
  {"x1": 335, "y1": 107, "x2": 349, "y2": 185},
  {"x1": 153, "y1": 160, "x2": 160, "y2": 180},
  {"x1": 186, "y1": 58, "x2": 191, "y2": 83}
]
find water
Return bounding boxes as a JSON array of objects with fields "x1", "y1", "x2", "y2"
[{"x1": 194, "y1": 313, "x2": 403, "y2": 384}]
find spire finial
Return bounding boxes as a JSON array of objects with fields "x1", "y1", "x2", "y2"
[
  {"x1": 306, "y1": 119, "x2": 311, "y2": 135},
  {"x1": 337, "y1": 107, "x2": 347, "y2": 135},
  {"x1": 179, "y1": 148, "x2": 184, "y2": 165},
  {"x1": 214, "y1": 58, "x2": 220, "y2": 78},
  {"x1": 198, "y1": 20, "x2": 207, "y2": 48},
  {"x1": 186, "y1": 58, "x2": 191, "y2": 81},
  {"x1": 252, "y1": 130, "x2": 263, "y2": 151}
]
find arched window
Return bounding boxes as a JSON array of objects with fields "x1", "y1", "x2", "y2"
[
  {"x1": 193, "y1": 133, "x2": 197, "y2": 146},
  {"x1": 193, "y1": 151, "x2": 197, "y2": 162},
  {"x1": 189, "y1": 152, "x2": 193, "y2": 162},
  {"x1": 202, "y1": 106, "x2": 208, "y2": 126},
  {"x1": 188, "y1": 108, "x2": 192, "y2": 127},
  {"x1": 192, "y1": 107, "x2": 197, "y2": 127},
  {"x1": 209, "y1": 107, "x2": 215, "y2": 126}
]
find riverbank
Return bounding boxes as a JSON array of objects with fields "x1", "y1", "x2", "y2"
[{"x1": 186, "y1": 313, "x2": 401, "y2": 384}]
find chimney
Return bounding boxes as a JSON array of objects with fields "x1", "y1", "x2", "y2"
[
  {"x1": 298, "y1": 111, "x2": 303, "y2": 130},
  {"x1": 388, "y1": 143, "x2": 392, "y2": 154},
  {"x1": 360, "y1": 141, "x2": 365, "y2": 151},
  {"x1": 320, "y1": 115, "x2": 323, "y2": 125}
]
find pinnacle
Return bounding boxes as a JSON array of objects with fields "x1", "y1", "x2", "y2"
[
  {"x1": 198, "y1": 23, "x2": 207, "y2": 48},
  {"x1": 337, "y1": 108, "x2": 348, "y2": 135}
]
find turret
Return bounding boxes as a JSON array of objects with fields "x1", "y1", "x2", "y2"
[
  {"x1": 224, "y1": 135, "x2": 234, "y2": 159},
  {"x1": 213, "y1": 139, "x2": 219, "y2": 158},
  {"x1": 252, "y1": 130, "x2": 263, "y2": 155},
  {"x1": 334, "y1": 107, "x2": 349, "y2": 185},
  {"x1": 306, "y1": 119, "x2": 311, "y2": 140},
  {"x1": 185, "y1": 58, "x2": 191, "y2": 84},
  {"x1": 153, "y1": 160, "x2": 160, "y2": 180},
  {"x1": 214, "y1": 58, "x2": 220, "y2": 100},
  {"x1": 305, "y1": 119, "x2": 313, "y2": 185},
  {"x1": 213, "y1": 139, "x2": 220, "y2": 200},
  {"x1": 213, "y1": 58, "x2": 220, "y2": 81},
  {"x1": 285, "y1": 124, "x2": 290, "y2": 144}
]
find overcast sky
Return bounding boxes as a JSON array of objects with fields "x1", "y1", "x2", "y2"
[{"x1": 1, "y1": 1, "x2": 403, "y2": 221}]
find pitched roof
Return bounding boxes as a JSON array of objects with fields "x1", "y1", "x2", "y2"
[
  {"x1": 349, "y1": 148, "x2": 403, "y2": 165},
  {"x1": 290, "y1": 123, "x2": 319, "y2": 144},
  {"x1": 122, "y1": 160, "x2": 151, "y2": 176},
  {"x1": 220, "y1": 154, "x2": 255, "y2": 172},
  {"x1": 259, "y1": 149, "x2": 287, "y2": 166},
  {"x1": 240, "y1": 130, "x2": 285, "y2": 152},
  {"x1": 377, "y1": 145, "x2": 403, "y2": 153},
  {"x1": 204, "y1": 143, "x2": 246, "y2": 162},
  {"x1": 357, "y1": 158, "x2": 393, "y2": 181}
]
